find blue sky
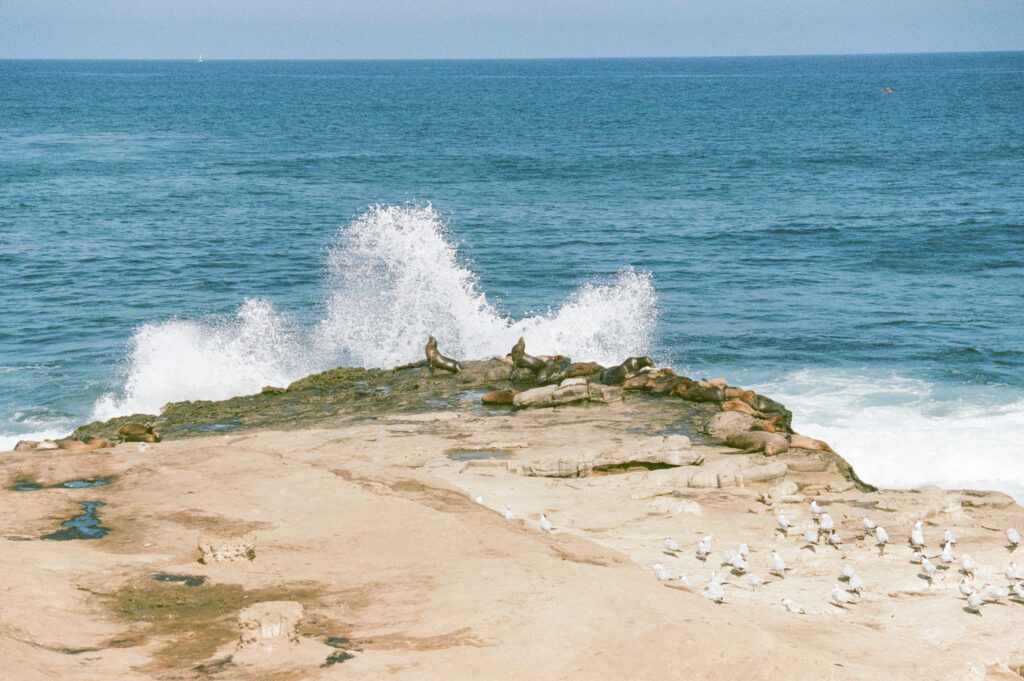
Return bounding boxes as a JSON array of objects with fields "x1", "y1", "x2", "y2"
[{"x1": 1, "y1": 0, "x2": 1021, "y2": 59}]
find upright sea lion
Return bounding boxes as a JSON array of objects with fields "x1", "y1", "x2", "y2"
[
  {"x1": 726, "y1": 431, "x2": 790, "y2": 456},
  {"x1": 510, "y1": 337, "x2": 545, "y2": 373},
  {"x1": 425, "y1": 335, "x2": 462, "y2": 374}
]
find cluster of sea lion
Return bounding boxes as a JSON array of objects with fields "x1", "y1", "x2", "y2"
[
  {"x1": 13, "y1": 421, "x2": 161, "y2": 453},
  {"x1": 426, "y1": 334, "x2": 833, "y2": 455}
]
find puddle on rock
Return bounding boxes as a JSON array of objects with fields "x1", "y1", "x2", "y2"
[
  {"x1": 447, "y1": 449, "x2": 509, "y2": 462},
  {"x1": 60, "y1": 477, "x2": 113, "y2": 488},
  {"x1": 11, "y1": 475, "x2": 116, "y2": 491},
  {"x1": 152, "y1": 573, "x2": 207, "y2": 587},
  {"x1": 42, "y1": 501, "x2": 111, "y2": 540},
  {"x1": 323, "y1": 651, "x2": 356, "y2": 667}
]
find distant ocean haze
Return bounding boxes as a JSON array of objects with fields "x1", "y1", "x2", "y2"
[{"x1": 1, "y1": 54, "x2": 1022, "y2": 497}]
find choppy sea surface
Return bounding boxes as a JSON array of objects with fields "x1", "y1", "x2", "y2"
[{"x1": 1, "y1": 54, "x2": 1022, "y2": 497}]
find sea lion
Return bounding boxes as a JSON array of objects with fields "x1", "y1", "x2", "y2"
[
  {"x1": 425, "y1": 335, "x2": 462, "y2": 374},
  {"x1": 721, "y1": 399, "x2": 765, "y2": 418},
  {"x1": 13, "y1": 440, "x2": 39, "y2": 451},
  {"x1": 57, "y1": 437, "x2": 111, "y2": 451},
  {"x1": 536, "y1": 356, "x2": 572, "y2": 385},
  {"x1": 650, "y1": 375, "x2": 683, "y2": 395},
  {"x1": 118, "y1": 422, "x2": 163, "y2": 443},
  {"x1": 724, "y1": 386, "x2": 746, "y2": 399},
  {"x1": 601, "y1": 356, "x2": 654, "y2": 385},
  {"x1": 676, "y1": 385, "x2": 726, "y2": 404},
  {"x1": 789, "y1": 433, "x2": 835, "y2": 453},
  {"x1": 510, "y1": 337, "x2": 545, "y2": 373},
  {"x1": 707, "y1": 377, "x2": 729, "y2": 389},
  {"x1": 726, "y1": 431, "x2": 790, "y2": 456},
  {"x1": 622, "y1": 375, "x2": 652, "y2": 391},
  {"x1": 567, "y1": 361, "x2": 604, "y2": 378},
  {"x1": 481, "y1": 388, "x2": 517, "y2": 405}
]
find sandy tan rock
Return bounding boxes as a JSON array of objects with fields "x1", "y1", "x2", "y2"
[
  {"x1": 587, "y1": 383, "x2": 623, "y2": 403},
  {"x1": 237, "y1": 601, "x2": 302, "y2": 649},
  {"x1": 197, "y1": 533, "x2": 257, "y2": 563},
  {"x1": 706, "y1": 411, "x2": 755, "y2": 439}
]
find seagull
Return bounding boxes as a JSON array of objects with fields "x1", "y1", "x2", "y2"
[
  {"x1": 781, "y1": 598, "x2": 805, "y2": 614},
  {"x1": 730, "y1": 553, "x2": 748, "y2": 573},
  {"x1": 958, "y1": 576, "x2": 975, "y2": 598},
  {"x1": 809, "y1": 500, "x2": 823, "y2": 521},
  {"x1": 770, "y1": 551, "x2": 789, "y2": 577},
  {"x1": 709, "y1": 569, "x2": 724, "y2": 585},
  {"x1": 961, "y1": 554, "x2": 978, "y2": 577},
  {"x1": 967, "y1": 590, "x2": 983, "y2": 611},
  {"x1": 831, "y1": 583, "x2": 855, "y2": 607},
  {"x1": 1013, "y1": 582, "x2": 1024, "y2": 601},
  {"x1": 827, "y1": 533, "x2": 843, "y2": 548},
  {"x1": 862, "y1": 516, "x2": 877, "y2": 533},
  {"x1": 746, "y1": 574, "x2": 765, "y2": 590},
  {"x1": 848, "y1": 573, "x2": 865, "y2": 594},
  {"x1": 875, "y1": 526, "x2": 889, "y2": 552},
  {"x1": 696, "y1": 537, "x2": 711, "y2": 561},
  {"x1": 678, "y1": 573, "x2": 694, "y2": 587},
  {"x1": 703, "y1": 580, "x2": 726, "y2": 603},
  {"x1": 940, "y1": 542, "x2": 956, "y2": 565},
  {"x1": 721, "y1": 549, "x2": 738, "y2": 567},
  {"x1": 539, "y1": 514, "x2": 553, "y2": 532},
  {"x1": 1005, "y1": 562, "x2": 1020, "y2": 583},
  {"x1": 983, "y1": 583, "x2": 1009, "y2": 602},
  {"x1": 653, "y1": 563, "x2": 674, "y2": 581},
  {"x1": 921, "y1": 558, "x2": 938, "y2": 585},
  {"x1": 910, "y1": 520, "x2": 925, "y2": 549},
  {"x1": 664, "y1": 537, "x2": 680, "y2": 553},
  {"x1": 943, "y1": 529, "x2": 956, "y2": 546},
  {"x1": 839, "y1": 565, "x2": 856, "y2": 582},
  {"x1": 803, "y1": 529, "x2": 819, "y2": 546},
  {"x1": 737, "y1": 543, "x2": 750, "y2": 559},
  {"x1": 1007, "y1": 528, "x2": 1021, "y2": 549},
  {"x1": 475, "y1": 496, "x2": 484, "y2": 504},
  {"x1": 137, "y1": 442, "x2": 152, "y2": 452},
  {"x1": 504, "y1": 505, "x2": 515, "y2": 520},
  {"x1": 777, "y1": 513, "x2": 792, "y2": 535},
  {"x1": 819, "y1": 513, "x2": 835, "y2": 534}
]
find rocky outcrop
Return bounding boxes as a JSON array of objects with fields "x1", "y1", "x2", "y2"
[
  {"x1": 237, "y1": 601, "x2": 303, "y2": 649},
  {"x1": 705, "y1": 411, "x2": 756, "y2": 439},
  {"x1": 198, "y1": 533, "x2": 257, "y2": 563}
]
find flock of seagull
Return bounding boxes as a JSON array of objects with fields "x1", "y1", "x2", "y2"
[
  {"x1": 495, "y1": 498, "x2": 1022, "y2": 615},
  {"x1": 648, "y1": 500, "x2": 1023, "y2": 615}
]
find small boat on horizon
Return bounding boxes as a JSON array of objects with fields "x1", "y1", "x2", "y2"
[{"x1": 198, "y1": 54, "x2": 204, "y2": 63}]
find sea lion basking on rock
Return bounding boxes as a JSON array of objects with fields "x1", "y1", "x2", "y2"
[
  {"x1": 118, "y1": 422, "x2": 162, "y2": 443},
  {"x1": 425, "y1": 335, "x2": 462, "y2": 374},
  {"x1": 601, "y1": 356, "x2": 654, "y2": 386},
  {"x1": 726, "y1": 431, "x2": 790, "y2": 456},
  {"x1": 510, "y1": 337, "x2": 545, "y2": 373}
]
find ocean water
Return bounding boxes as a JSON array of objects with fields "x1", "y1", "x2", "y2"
[{"x1": 2, "y1": 54, "x2": 1022, "y2": 497}]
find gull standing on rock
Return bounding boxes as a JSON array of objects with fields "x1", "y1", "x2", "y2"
[
  {"x1": 665, "y1": 537, "x2": 680, "y2": 554},
  {"x1": 770, "y1": 551, "x2": 789, "y2": 577},
  {"x1": 746, "y1": 574, "x2": 765, "y2": 590},
  {"x1": 819, "y1": 513, "x2": 835, "y2": 534},
  {"x1": 1005, "y1": 562, "x2": 1020, "y2": 583},
  {"x1": 967, "y1": 590, "x2": 983, "y2": 611},
  {"x1": 831, "y1": 583, "x2": 855, "y2": 607},
  {"x1": 803, "y1": 529, "x2": 818, "y2": 546},
  {"x1": 849, "y1": 572, "x2": 865, "y2": 594},
  {"x1": 697, "y1": 535, "x2": 713, "y2": 561},
  {"x1": 810, "y1": 500, "x2": 823, "y2": 522},
  {"x1": 943, "y1": 529, "x2": 956, "y2": 546},
  {"x1": 961, "y1": 554, "x2": 978, "y2": 577},
  {"x1": 653, "y1": 563, "x2": 674, "y2": 581},
  {"x1": 983, "y1": 583, "x2": 1010, "y2": 602},
  {"x1": 913, "y1": 520, "x2": 929, "y2": 548},
  {"x1": 828, "y1": 533, "x2": 843, "y2": 548},
  {"x1": 504, "y1": 505, "x2": 515, "y2": 520},
  {"x1": 1006, "y1": 528, "x2": 1020, "y2": 549},
  {"x1": 921, "y1": 558, "x2": 938, "y2": 585},
  {"x1": 875, "y1": 526, "x2": 889, "y2": 553},
  {"x1": 782, "y1": 598, "x2": 805, "y2": 614},
  {"x1": 941, "y1": 541, "x2": 956, "y2": 566},
  {"x1": 703, "y1": 580, "x2": 726, "y2": 603},
  {"x1": 738, "y1": 543, "x2": 750, "y2": 559},
  {"x1": 539, "y1": 514, "x2": 553, "y2": 532},
  {"x1": 777, "y1": 513, "x2": 792, "y2": 536},
  {"x1": 840, "y1": 565, "x2": 856, "y2": 581},
  {"x1": 862, "y1": 516, "x2": 876, "y2": 533},
  {"x1": 959, "y1": 576, "x2": 975, "y2": 598},
  {"x1": 1012, "y1": 582, "x2": 1024, "y2": 600},
  {"x1": 730, "y1": 553, "x2": 748, "y2": 573}
]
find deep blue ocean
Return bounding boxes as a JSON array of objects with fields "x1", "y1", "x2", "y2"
[{"x1": 1, "y1": 54, "x2": 1022, "y2": 496}]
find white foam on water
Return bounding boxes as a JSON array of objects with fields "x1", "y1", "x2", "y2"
[
  {"x1": 752, "y1": 368, "x2": 1024, "y2": 501},
  {"x1": 87, "y1": 204, "x2": 658, "y2": 423}
]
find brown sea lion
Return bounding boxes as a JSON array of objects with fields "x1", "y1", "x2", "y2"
[
  {"x1": 567, "y1": 361, "x2": 605, "y2": 378},
  {"x1": 118, "y1": 422, "x2": 163, "y2": 443},
  {"x1": 58, "y1": 437, "x2": 112, "y2": 451},
  {"x1": 13, "y1": 440, "x2": 39, "y2": 451},
  {"x1": 481, "y1": 388, "x2": 517, "y2": 405},
  {"x1": 510, "y1": 337, "x2": 545, "y2": 373},
  {"x1": 601, "y1": 356, "x2": 654, "y2": 385},
  {"x1": 789, "y1": 433, "x2": 835, "y2": 453},
  {"x1": 721, "y1": 399, "x2": 765, "y2": 418},
  {"x1": 724, "y1": 386, "x2": 746, "y2": 398},
  {"x1": 650, "y1": 375, "x2": 683, "y2": 395},
  {"x1": 676, "y1": 385, "x2": 726, "y2": 403},
  {"x1": 425, "y1": 335, "x2": 462, "y2": 374},
  {"x1": 536, "y1": 356, "x2": 572, "y2": 385},
  {"x1": 726, "y1": 431, "x2": 790, "y2": 456},
  {"x1": 622, "y1": 374, "x2": 652, "y2": 391},
  {"x1": 707, "y1": 377, "x2": 729, "y2": 389}
]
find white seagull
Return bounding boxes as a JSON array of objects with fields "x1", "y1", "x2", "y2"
[
  {"x1": 940, "y1": 542, "x2": 956, "y2": 565},
  {"x1": 961, "y1": 554, "x2": 978, "y2": 577},
  {"x1": 1005, "y1": 562, "x2": 1020, "y2": 583},
  {"x1": 737, "y1": 543, "x2": 750, "y2": 559},
  {"x1": 803, "y1": 529, "x2": 819, "y2": 546},
  {"x1": 958, "y1": 576, "x2": 975, "y2": 598},
  {"x1": 653, "y1": 563, "x2": 674, "y2": 581},
  {"x1": 943, "y1": 529, "x2": 956, "y2": 546},
  {"x1": 1013, "y1": 582, "x2": 1024, "y2": 600},
  {"x1": 475, "y1": 496, "x2": 484, "y2": 504},
  {"x1": 770, "y1": 551, "x2": 789, "y2": 577},
  {"x1": 664, "y1": 537, "x2": 680, "y2": 553},
  {"x1": 504, "y1": 505, "x2": 515, "y2": 520},
  {"x1": 781, "y1": 598, "x2": 805, "y2": 614},
  {"x1": 921, "y1": 558, "x2": 938, "y2": 585},
  {"x1": 831, "y1": 583, "x2": 855, "y2": 607},
  {"x1": 819, "y1": 513, "x2": 835, "y2": 534},
  {"x1": 862, "y1": 516, "x2": 876, "y2": 532},
  {"x1": 539, "y1": 514, "x2": 553, "y2": 532},
  {"x1": 809, "y1": 500, "x2": 823, "y2": 521},
  {"x1": 913, "y1": 520, "x2": 929, "y2": 548},
  {"x1": 730, "y1": 553, "x2": 748, "y2": 573},
  {"x1": 703, "y1": 581, "x2": 726, "y2": 603},
  {"x1": 875, "y1": 526, "x2": 889, "y2": 550},
  {"x1": 746, "y1": 574, "x2": 765, "y2": 590},
  {"x1": 1007, "y1": 528, "x2": 1021, "y2": 549},
  {"x1": 777, "y1": 513, "x2": 792, "y2": 535},
  {"x1": 839, "y1": 565, "x2": 856, "y2": 581},
  {"x1": 697, "y1": 536, "x2": 712, "y2": 561},
  {"x1": 827, "y1": 533, "x2": 843, "y2": 548},
  {"x1": 967, "y1": 590, "x2": 983, "y2": 611},
  {"x1": 983, "y1": 583, "x2": 1009, "y2": 602},
  {"x1": 848, "y1": 573, "x2": 865, "y2": 594}
]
